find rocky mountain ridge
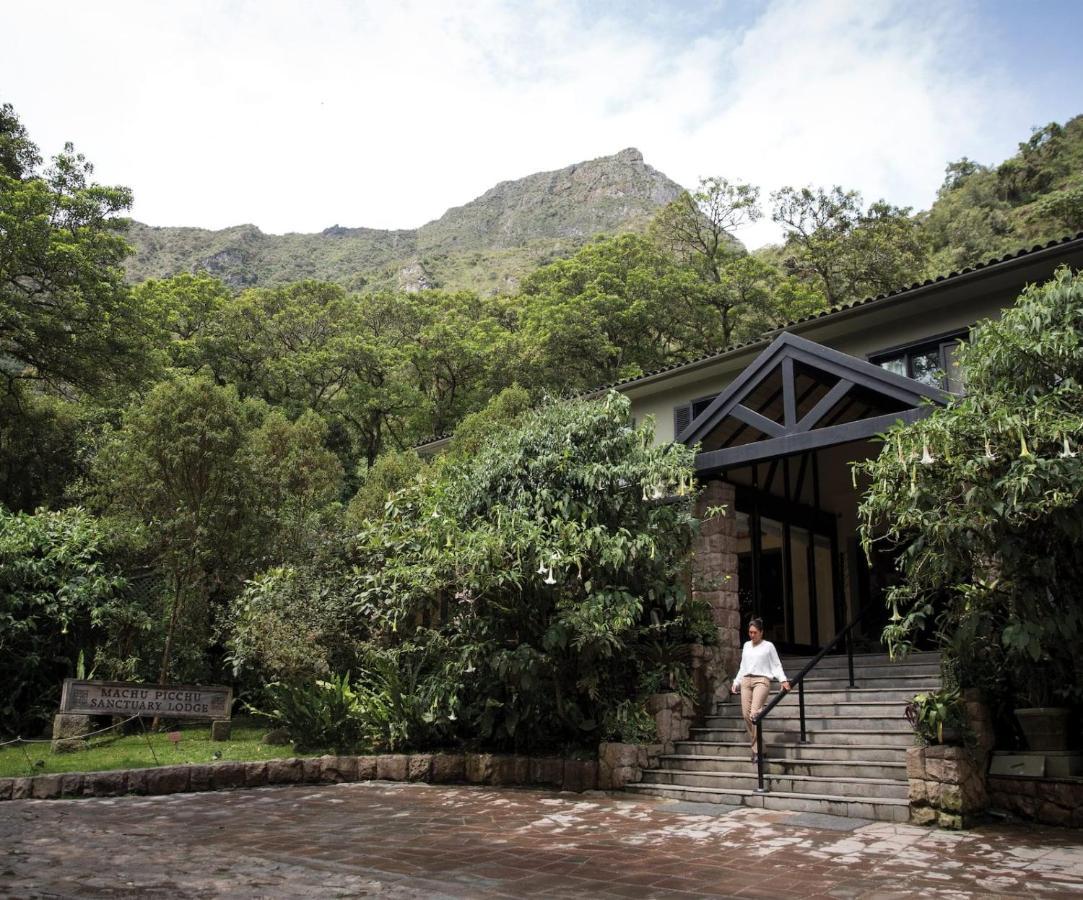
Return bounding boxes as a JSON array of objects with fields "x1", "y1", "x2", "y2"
[{"x1": 124, "y1": 148, "x2": 685, "y2": 293}]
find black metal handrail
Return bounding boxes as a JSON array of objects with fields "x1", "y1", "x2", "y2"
[{"x1": 748, "y1": 603, "x2": 878, "y2": 793}]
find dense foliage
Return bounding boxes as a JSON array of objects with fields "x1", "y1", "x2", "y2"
[
  {"x1": 232, "y1": 393, "x2": 711, "y2": 752},
  {"x1": 4, "y1": 99, "x2": 1083, "y2": 748},
  {"x1": 0, "y1": 507, "x2": 144, "y2": 735},
  {"x1": 858, "y1": 267, "x2": 1083, "y2": 710}
]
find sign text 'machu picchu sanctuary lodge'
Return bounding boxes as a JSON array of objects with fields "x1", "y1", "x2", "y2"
[{"x1": 60, "y1": 680, "x2": 232, "y2": 718}]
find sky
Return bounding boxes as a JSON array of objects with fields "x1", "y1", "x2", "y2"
[{"x1": 3, "y1": 0, "x2": 1082, "y2": 248}]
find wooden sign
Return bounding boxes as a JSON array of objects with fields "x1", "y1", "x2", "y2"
[{"x1": 59, "y1": 679, "x2": 232, "y2": 720}]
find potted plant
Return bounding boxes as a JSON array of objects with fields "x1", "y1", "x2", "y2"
[
  {"x1": 1010, "y1": 663, "x2": 1072, "y2": 752},
  {"x1": 905, "y1": 687, "x2": 965, "y2": 745}
]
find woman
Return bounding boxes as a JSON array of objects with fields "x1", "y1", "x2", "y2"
[{"x1": 729, "y1": 617, "x2": 790, "y2": 762}]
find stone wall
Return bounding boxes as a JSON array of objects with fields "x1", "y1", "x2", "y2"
[
  {"x1": 906, "y1": 745, "x2": 989, "y2": 829},
  {"x1": 906, "y1": 690, "x2": 996, "y2": 829},
  {"x1": 693, "y1": 479, "x2": 740, "y2": 678},
  {"x1": 988, "y1": 775, "x2": 1083, "y2": 828},
  {"x1": 0, "y1": 752, "x2": 600, "y2": 802}
]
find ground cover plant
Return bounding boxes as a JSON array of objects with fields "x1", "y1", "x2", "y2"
[
  {"x1": 0, "y1": 717, "x2": 318, "y2": 778},
  {"x1": 859, "y1": 267, "x2": 1083, "y2": 725}
]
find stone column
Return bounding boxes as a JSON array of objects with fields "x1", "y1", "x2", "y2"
[{"x1": 693, "y1": 479, "x2": 740, "y2": 681}]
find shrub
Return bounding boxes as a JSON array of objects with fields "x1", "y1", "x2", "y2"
[{"x1": 859, "y1": 267, "x2": 1083, "y2": 711}]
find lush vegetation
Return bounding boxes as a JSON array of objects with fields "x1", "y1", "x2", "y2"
[
  {"x1": 859, "y1": 268, "x2": 1083, "y2": 720},
  {"x1": 4, "y1": 96, "x2": 1082, "y2": 753}
]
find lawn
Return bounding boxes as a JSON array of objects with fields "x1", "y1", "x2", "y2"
[{"x1": 0, "y1": 718, "x2": 324, "y2": 778}]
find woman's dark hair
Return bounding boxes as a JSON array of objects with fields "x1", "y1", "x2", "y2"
[{"x1": 748, "y1": 617, "x2": 765, "y2": 632}]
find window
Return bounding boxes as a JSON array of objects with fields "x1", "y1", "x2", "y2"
[
  {"x1": 869, "y1": 332, "x2": 966, "y2": 393},
  {"x1": 673, "y1": 393, "x2": 719, "y2": 439}
]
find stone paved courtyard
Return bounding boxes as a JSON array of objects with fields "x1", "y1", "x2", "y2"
[{"x1": 2, "y1": 782, "x2": 1082, "y2": 898}]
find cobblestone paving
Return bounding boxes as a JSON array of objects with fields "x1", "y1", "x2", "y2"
[{"x1": 2, "y1": 782, "x2": 1082, "y2": 898}]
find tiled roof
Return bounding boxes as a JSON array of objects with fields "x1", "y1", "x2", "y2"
[{"x1": 593, "y1": 231, "x2": 1083, "y2": 394}]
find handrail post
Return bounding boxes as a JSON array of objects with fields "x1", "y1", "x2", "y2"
[
  {"x1": 755, "y1": 722, "x2": 766, "y2": 792},
  {"x1": 847, "y1": 628, "x2": 856, "y2": 688},
  {"x1": 798, "y1": 681, "x2": 807, "y2": 743}
]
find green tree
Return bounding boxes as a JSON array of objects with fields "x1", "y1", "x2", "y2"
[
  {"x1": 0, "y1": 507, "x2": 147, "y2": 735},
  {"x1": 858, "y1": 267, "x2": 1083, "y2": 710},
  {"x1": 650, "y1": 176, "x2": 760, "y2": 284},
  {"x1": 348, "y1": 392, "x2": 711, "y2": 750},
  {"x1": 771, "y1": 186, "x2": 928, "y2": 306},
  {"x1": 0, "y1": 103, "x2": 148, "y2": 397},
  {"x1": 89, "y1": 375, "x2": 343, "y2": 684}
]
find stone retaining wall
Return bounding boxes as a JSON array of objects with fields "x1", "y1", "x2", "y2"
[
  {"x1": 988, "y1": 775, "x2": 1083, "y2": 828},
  {"x1": 0, "y1": 752, "x2": 599, "y2": 802}
]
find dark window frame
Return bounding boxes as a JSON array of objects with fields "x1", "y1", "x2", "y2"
[{"x1": 867, "y1": 328, "x2": 968, "y2": 392}]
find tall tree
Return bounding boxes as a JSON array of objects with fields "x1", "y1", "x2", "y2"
[
  {"x1": 0, "y1": 103, "x2": 148, "y2": 397},
  {"x1": 771, "y1": 186, "x2": 928, "y2": 306},
  {"x1": 650, "y1": 176, "x2": 761, "y2": 284}
]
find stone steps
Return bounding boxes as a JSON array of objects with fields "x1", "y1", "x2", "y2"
[
  {"x1": 640, "y1": 767, "x2": 909, "y2": 800},
  {"x1": 659, "y1": 753, "x2": 906, "y2": 781},
  {"x1": 624, "y1": 782, "x2": 911, "y2": 823},
  {"x1": 676, "y1": 740, "x2": 907, "y2": 763},
  {"x1": 690, "y1": 726, "x2": 916, "y2": 747},
  {"x1": 630, "y1": 651, "x2": 940, "y2": 821}
]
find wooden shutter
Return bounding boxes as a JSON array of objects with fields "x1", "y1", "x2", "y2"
[{"x1": 673, "y1": 403, "x2": 692, "y2": 441}]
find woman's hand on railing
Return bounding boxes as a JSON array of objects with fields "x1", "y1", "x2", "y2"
[{"x1": 781, "y1": 680, "x2": 791, "y2": 692}]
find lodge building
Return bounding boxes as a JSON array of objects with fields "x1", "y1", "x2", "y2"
[{"x1": 609, "y1": 234, "x2": 1083, "y2": 671}]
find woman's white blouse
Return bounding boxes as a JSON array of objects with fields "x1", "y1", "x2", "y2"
[{"x1": 731, "y1": 639, "x2": 788, "y2": 688}]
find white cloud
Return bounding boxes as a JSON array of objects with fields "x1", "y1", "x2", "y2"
[{"x1": 0, "y1": 0, "x2": 1031, "y2": 245}]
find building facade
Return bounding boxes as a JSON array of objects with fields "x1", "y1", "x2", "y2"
[{"x1": 612, "y1": 235, "x2": 1083, "y2": 669}]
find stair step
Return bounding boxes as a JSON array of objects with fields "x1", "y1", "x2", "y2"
[
  {"x1": 659, "y1": 754, "x2": 906, "y2": 780},
  {"x1": 675, "y1": 741, "x2": 908, "y2": 763},
  {"x1": 691, "y1": 728, "x2": 916, "y2": 747},
  {"x1": 710, "y1": 701, "x2": 910, "y2": 718},
  {"x1": 640, "y1": 768, "x2": 909, "y2": 800},
  {"x1": 703, "y1": 715, "x2": 911, "y2": 733},
  {"x1": 624, "y1": 782, "x2": 911, "y2": 823},
  {"x1": 716, "y1": 687, "x2": 931, "y2": 704}
]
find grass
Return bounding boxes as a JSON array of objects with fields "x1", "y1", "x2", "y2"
[{"x1": 0, "y1": 717, "x2": 325, "y2": 778}]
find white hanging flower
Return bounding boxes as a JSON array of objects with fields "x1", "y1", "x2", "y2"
[
  {"x1": 544, "y1": 567, "x2": 557, "y2": 586},
  {"x1": 983, "y1": 438, "x2": 997, "y2": 461},
  {"x1": 920, "y1": 442, "x2": 935, "y2": 465},
  {"x1": 537, "y1": 561, "x2": 548, "y2": 575},
  {"x1": 1060, "y1": 436, "x2": 1077, "y2": 459}
]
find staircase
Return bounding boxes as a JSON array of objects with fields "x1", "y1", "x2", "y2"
[{"x1": 626, "y1": 651, "x2": 941, "y2": 822}]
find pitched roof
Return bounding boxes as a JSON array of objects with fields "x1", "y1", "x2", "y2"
[{"x1": 678, "y1": 333, "x2": 945, "y2": 471}]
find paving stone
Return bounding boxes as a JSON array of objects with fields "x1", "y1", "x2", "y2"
[
  {"x1": 406, "y1": 754, "x2": 431, "y2": 782},
  {"x1": 430, "y1": 752, "x2": 465, "y2": 783},
  {"x1": 83, "y1": 766, "x2": 125, "y2": 797},
  {"x1": 376, "y1": 754, "x2": 408, "y2": 781},
  {"x1": 31, "y1": 774, "x2": 63, "y2": 799},
  {"x1": 319, "y1": 755, "x2": 358, "y2": 783},
  {"x1": 11, "y1": 778, "x2": 32, "y2": 800},
  {"x1": 188, "y1": 764, "x2": 212, "y2": 792},
  {"x1": 355, "y1": 755, "x2": 377, "y2": 780},
  {"x1": 60, "y1": 772, "x2": 84, "y2": 798},
  {"x1": 209, "y1": 762, "x2": 246, "y2": 790},
  {"x1": 0, "y1": 782, "x2": 1080, "y2": 898},
  {"x1": 0, "y1": 777, "x2": 13, "y2": 801},
  {"x1": 266, "y1": 758, "x2": 302, "y2": 784},
  {"x1": 465, "y1": 752, "x2": 493, "y2": 783},
  {"x1": 243, "y1": 761, "x2": 269, "y2": 787},
  {"x1": 146, "y1": 765, "x2": 190, "y2": 795},
  {"x1": 301, "y1": 757, "x2": 322, "y2": 783},
  {"x1": 528, "y1": 756, "x2": 563, "y2": 787}
]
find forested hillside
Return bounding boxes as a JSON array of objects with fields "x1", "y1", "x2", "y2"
[
  {"x1": 2, "y1": 99, "x2": 1081, "y2": 721},
  {"x1": 124, "y1": 148, "x2": 684, "y2": 293}
]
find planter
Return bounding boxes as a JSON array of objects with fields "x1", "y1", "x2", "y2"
[{"x1": 1014, "y1": 707, "x2": 1071, "y2": 752}]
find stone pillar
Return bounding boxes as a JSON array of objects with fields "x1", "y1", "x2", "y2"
[
  {"x1": 693, "y1": 479, "x2": 740, "y2": 680},
  {"x1": 51, "y1": 714, "x2": 91, "y2": 753}
]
